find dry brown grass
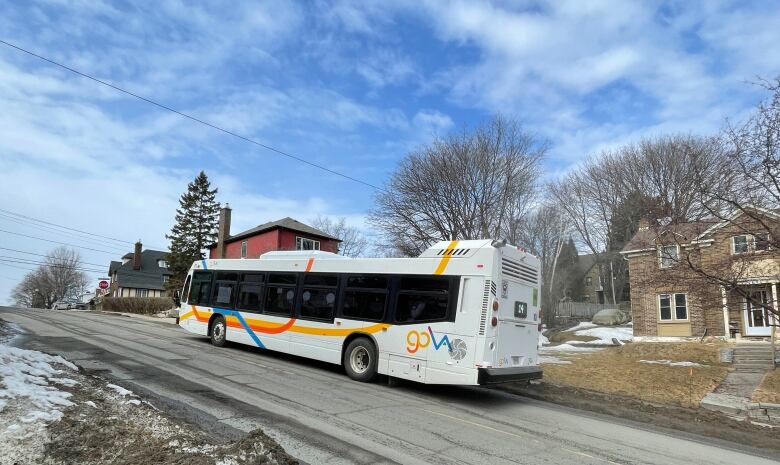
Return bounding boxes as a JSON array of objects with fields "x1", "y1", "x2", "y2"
[
  {"x1": 540, "y1": 343, "x2": 731, "y2": 407},
  {"x1": 752, "y1": 369, "x2": 780, "y2": 404}
]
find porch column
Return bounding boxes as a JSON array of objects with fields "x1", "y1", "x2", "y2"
[
  {"x1": 772, "y1": 283, "x2": 779, "y2": 339},
  {"x1": 721, "y1": 286, "x2": 730, "y2": 339}
]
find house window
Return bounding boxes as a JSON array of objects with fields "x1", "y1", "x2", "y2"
[
  {"x1": 659, "y1": 293, "x2": 688, "y2": 321},
  {"x1": 755, "y1": 233, "x2": 771, "y2": 252},
  {"x1": 732, "y1": 234, "x2": 771, "y2": 254},
  {"x1": 733, "y1": 235, "x2": 749, "y2": 254},
  {"x1": 163, "y1": 275, "x2": 170, "y2": 283},
  {"x1": 585, "y1": 276, "x2": 592, "y2": 286},
  {"x1": 158, "y1": 260, "x2": 168, "y2": 268},
  {"x1": 659, "y1": 245, "x2": 678, "y2": 268},
  {"x1": 296, "y1": 237, "x2": 320, "y2": 251},
  {"x1": 241, "y1": 240, "x2": 247, "y2": 258},
  {"x1": 135, "y1": 288, "x2": 149, "y2": 297}
]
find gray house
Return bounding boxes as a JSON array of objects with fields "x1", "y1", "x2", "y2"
[{"x1": 108, "y1": 241, "x2": 172, "y2": 298}]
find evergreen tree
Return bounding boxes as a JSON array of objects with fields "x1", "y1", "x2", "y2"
[
  {"x1": 553, "y1": 237, "x2": 583, "y2": 300},
  {"x1": 166, "y1": 171, "x2": 220, "y2": 293}
]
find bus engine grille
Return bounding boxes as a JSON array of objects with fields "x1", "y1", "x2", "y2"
[{"x1": 502, "y1": 258, "x2": 538, "y2": 284}]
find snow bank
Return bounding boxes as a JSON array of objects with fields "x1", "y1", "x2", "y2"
[
  {"x1": 538, "y1": 333, "x2": 549, "y2": 347},
  {"x1": 568, "y1": 321, "x2": 597, "y2": 331},
  {"x1": 106, "y1": 383, "x2": 134, "y2": 397},
  {"x1": 540, "y1": 343, "x2": 601, "y2": 353},
  {"x1": 0, "y1": 344, "x2": 76, "y2": 437},
  {"x1": 639, "y1": 359, "x2": 705, "y2": 368},
  {"x1": 573, "y1": 325, "x2": 633, "y2": 344}
]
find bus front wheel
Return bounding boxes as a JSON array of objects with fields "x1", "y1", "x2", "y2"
[
  {"x1": 344, "y1": 338, "x2": 377, "y2": 382},
  {"x1": 210, "y1": 315, "x2": 227, "y2": 347}
]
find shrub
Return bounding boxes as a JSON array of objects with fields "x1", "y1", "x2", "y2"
[{"x1": 101, "y1": 297, "x2": 174, "y2": 315}]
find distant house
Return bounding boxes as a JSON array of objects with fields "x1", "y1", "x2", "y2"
[
  {"x1": 108, "y1": 241, "x2": 172, "y2": 298},
  {"x1": 208, "y1": 206, "x2": 341, "y2": 259},
  {"x1": 621, "y1": 208, "x2": 780, "y2": 339}
]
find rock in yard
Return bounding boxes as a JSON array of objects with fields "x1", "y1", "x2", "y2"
[{"x1": 592, "y1": 308, "x2": 631, "y2": 326}]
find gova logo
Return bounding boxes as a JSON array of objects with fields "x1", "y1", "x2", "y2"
[{"x1": 406, "y1": 326, "x2": 451, "y2": 354}]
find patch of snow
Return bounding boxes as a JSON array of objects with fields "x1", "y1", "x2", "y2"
[
  {"x1": 539, "y1": 355, "x2": 572, "y2": 365},
  {"x1": 126, "y1": 399, "x2": 141, "y2": 406},
  {"x1": 106, "y1": 383, "x2": 134, "y2": 397},
  {"x1": 568, "y1": 321, "x2": 597, "y2": 331},
  {"x1": 50, "y1": 377, "x2": 79, "y2": 387},
  {"x1": 84, "y1": 401, "x2": 97, "y2": 408},
  {"x1": 538, "y1": 333, "x2": 549, "y2": 347},
  {"x1": 640, "y1": 359, "x2": 706, "y2": 368},
  {"x1": 540, "y1": 344, "x2": 602, "y2": 353},
  {"x1": 573, "y1": 325, "x2": 633, "y2": 344}
]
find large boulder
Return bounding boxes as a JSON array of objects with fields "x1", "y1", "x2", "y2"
[{"x1": 592, "y1": 308, "x2": 631, "y2": 326}]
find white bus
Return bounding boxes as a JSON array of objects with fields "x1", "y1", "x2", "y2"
[{"x1": 176, "y1": 239, "x2": 542, "y2": 385}]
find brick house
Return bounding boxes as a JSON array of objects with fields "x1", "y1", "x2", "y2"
[
  {"x1": 208, "y1": 206, "x2": 341, "y2": 259},
  {"x1": 621, "y1": 207, "x2": 780, "y2": 340}
]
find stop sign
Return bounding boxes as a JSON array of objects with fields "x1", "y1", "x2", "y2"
[{"x1": 98, "y1": 280, "x2": 109, "y2": 290}]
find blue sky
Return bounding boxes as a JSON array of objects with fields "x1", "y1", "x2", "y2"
[{"x1": 1, "y1": 0, "x2": 779, "y2": 302}]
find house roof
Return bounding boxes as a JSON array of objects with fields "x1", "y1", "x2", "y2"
[
  {"x1": 621, "y1": 219, "x2": 720, "y2": 253},
  {"x1": 214, "y1": 217, "x2": 341, "y2": 246},
  {"x1": 576, "y1": 253, "x2": 598, "y2": 275},
  {"x1": 110, "y1": 249, "x2": 171, "y2": 291}
]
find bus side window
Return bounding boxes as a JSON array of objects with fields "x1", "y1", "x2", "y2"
[
  {"x1": 237, "y1": 273, "x2": 264, "y2": 313},
  {"x1": 181, "y1": 275, "x2": 192, "y2": 304},
  {"x1": 211, "y1": 271, "x2": 238, "y2": 308},
  {"x1": 341, "y1": 275, "x2": 388, "y2": 321},
  {"x1": 265, "y1": 273, "x2": 297, "y2": 316},
  {"x1": 394, "y1": 276, "x2": 450, "y2": 324},
  {"x1": 190, "y1": 271, "x2": 213, "y2": 305},
  {"x1": 299, "y1": 274, "x2": 338, "y2": 321}
]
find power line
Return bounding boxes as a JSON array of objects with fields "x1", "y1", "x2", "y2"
[
  {"x1": 0, "y1": 207, "x2": 133, "y2": 246},
  {"x1": 0, "y1": 228, "x2": 121, "y2": 255},
  {"x1": 0, "y1": 207, "x2": 167, "y2": 251},
  {"x1": 0, "y1": 247, "x2": 109, "y2": 268},
  {"x1": 0, "y1": 39, "x2": 386, "y2": 192},
  {"x1": 0, "y1": 213, "x2": 129, "y2": 253}
]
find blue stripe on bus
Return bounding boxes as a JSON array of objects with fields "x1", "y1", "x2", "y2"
[
  {"x1": 201, "y1": 259, "x2": 208, "y2": 270},
  {"x1": 212, "y1": 307, "x2": 266, "y2": 349}
]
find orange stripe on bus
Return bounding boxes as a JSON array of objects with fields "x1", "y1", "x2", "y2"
[
  {"x1": 305, "y1": 257, "x2": 314, "y2": 272},
  {"x1": 433, "y1": 240, "x2": 459, "y2": 275}
]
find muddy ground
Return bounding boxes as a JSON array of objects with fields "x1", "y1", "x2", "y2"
[
  {"x1": 497, "y1": 381, "x2": 780, "y2": 451},
  {"x1": 0, "y1": 319, "x2": 298, "y2": 465}
]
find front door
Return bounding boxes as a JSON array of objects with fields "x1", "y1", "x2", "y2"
[{"x1": 744, "y1": 289, "x2": 774, "y2": 337}]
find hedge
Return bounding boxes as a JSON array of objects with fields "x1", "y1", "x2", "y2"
[{"x1": 101, "y1": 297, "x2": 174, "y2": 315}]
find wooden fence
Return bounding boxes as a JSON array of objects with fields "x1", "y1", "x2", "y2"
[{"x1": 554, "y1": 301, "x2": 622, "y2": 319}]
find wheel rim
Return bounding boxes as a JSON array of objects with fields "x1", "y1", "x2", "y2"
[
  {"x1": 213, "y1": 322, "x2": 225, "y2": 341},
  {"x1": 350, "y1": 346, "x2": 370, "y2": 374}
]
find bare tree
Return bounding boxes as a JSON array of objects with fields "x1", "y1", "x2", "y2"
[
  {"x1": 370, "y1": 115, "x2": 546, "y2": 255},
  {"x1": 549, "y1": 134, "x2": 723, "y2": 303},
  {"x1": 311, "y1": 215, "x2": 369, "y2": 257},
  {"x1": 514, "y1": 204, "x2": 569, "y2": 325},
  {"x1": 11, "y1": 247, "x2": 89, "y2": 308}
]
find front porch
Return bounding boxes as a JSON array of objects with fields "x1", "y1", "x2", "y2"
[{"x1": 721, "y1": 281, "x2": 780, "y2": 340}]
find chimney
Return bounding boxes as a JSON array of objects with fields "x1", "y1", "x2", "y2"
[
  {"x1": 217, "y1": 204, "x2": 232, "y2": 259},
  {"x1": 133, "y1": 240, "x2": 142, "y2": 270}
]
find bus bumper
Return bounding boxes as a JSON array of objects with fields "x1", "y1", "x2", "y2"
[{"x1": 477, "y1": 366, "x2": 543, "y2": 385}]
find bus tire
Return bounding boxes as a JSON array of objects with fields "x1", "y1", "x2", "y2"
[
  {"x1": 210, "y1": 315, "x2": 227, "y2": 347},
  {"x1": 343, "y1": 338, "x2": 377, "y2": 382}
]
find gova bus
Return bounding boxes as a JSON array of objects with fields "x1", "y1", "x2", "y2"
[{"x1": 176, "y1": 239, "x2": 543, "y2": 385}]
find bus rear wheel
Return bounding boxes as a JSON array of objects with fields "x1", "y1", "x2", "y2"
[
  {"x1": 344, "y1": 338, "x2": 377, "y2": 382},
  {"x1": 210, "y1": 315, "x2": 227, "y2": 347}
]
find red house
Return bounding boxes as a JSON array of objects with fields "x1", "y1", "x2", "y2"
[{"x1": 208, "y1": 206, "x2": 341, "y2": 259}]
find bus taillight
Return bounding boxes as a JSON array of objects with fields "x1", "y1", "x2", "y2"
[{"x1": 491, "y1": 316, "x2": 498, "y2": 327}]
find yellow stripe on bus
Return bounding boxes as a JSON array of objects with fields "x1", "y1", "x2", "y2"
[{"x1": 433, "y1": 240, "x2": 459, "y2": 275}]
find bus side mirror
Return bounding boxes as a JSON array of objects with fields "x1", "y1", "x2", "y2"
[{"x1": 173, "y1": 290, "x2": 181, "y2": 307}]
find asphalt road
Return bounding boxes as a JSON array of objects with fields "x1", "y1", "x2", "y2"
[{"x1": 2, "y1": 306, "x2": 778, "y2": 465}]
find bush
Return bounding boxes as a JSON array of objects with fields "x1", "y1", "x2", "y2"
[{"x1": 101, "y1": 297, "x2": 174, "y2": 315}]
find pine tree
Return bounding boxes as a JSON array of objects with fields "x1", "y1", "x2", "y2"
[
  {"x1": 553, "y1": 237, "x2": 583, "y2": 300},
  {"x1": 166, "y1": 171, "x2": 220, "y2": 292}
]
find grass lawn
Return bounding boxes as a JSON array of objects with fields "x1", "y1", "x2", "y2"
[
  {"x1": 540, "y1": 343, "x2": 731, "y2": 407},
  {"x1": 752, "y1": 369, "x2": 780, "y2": 404}
]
